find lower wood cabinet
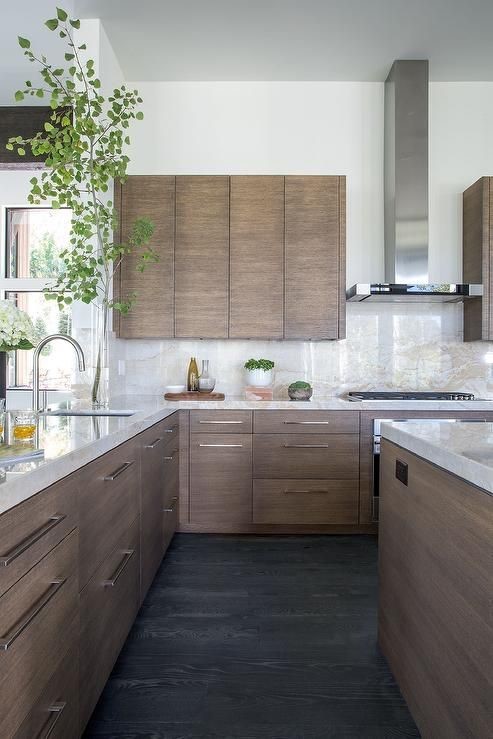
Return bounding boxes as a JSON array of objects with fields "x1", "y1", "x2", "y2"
[
  {"x1": 0, "y1": 529, "x2": 79, "y2": 738},
  {"x1": 253, "y1": 479, "x2": 359, "y2": 524},
  {"x1": 79, "y1": 516, "x2": 140, "y2": 732},
  {"x1": 190, "y1": 433, "x2": 253, "y2": 525},
  {"x1": 253, "y1": 434, "x2": 360, "y2": 479}
]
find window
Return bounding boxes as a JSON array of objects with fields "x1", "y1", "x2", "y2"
[{"x1": 2, "y1": 208, "x2": 74, "y2": 390}]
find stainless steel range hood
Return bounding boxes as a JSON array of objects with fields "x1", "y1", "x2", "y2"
[{"x1": 347, "y1": 60, "x2": 482, "y2": 303}]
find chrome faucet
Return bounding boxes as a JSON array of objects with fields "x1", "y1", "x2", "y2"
[{"x1": 33, "y1": 334, "x2": 86, "y2": 412}]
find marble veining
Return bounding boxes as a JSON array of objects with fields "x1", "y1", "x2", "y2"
[
  {"x1": 381, "y1": 420, "x2": 493, "y2": 495},
  {"x1": 110, "y1": 303, "x2": 493, "y2": 399}
]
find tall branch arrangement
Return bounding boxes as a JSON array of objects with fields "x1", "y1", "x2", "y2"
[{"x1": 8, "y1": 7, "x2": 156, "y2": 403}]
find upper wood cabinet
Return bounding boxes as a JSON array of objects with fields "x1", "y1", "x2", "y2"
[
  {"x1": 116, "y1": 175, "x2": 175, "y2": 338},
  {"x1": 463, "y1": 177, "x2": 492, "y2": 341},
  {"x1": 175, "y1": 176, "x2": 229, "y2": 338},
  {"x1": 116, "y1": 175, "x2": 346, "y2": 340},
  {"x1": 285, "y1": 176, "x2": 345, "y2": 339},
  {"x1": 229, "y1": 176, "x2": 285, "y2": 338}
]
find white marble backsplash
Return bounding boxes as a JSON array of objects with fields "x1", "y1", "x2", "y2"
[{"x1": 110, "y1": 303, "x2": 493, "y2": 399}]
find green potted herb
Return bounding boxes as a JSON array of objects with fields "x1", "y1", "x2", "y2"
[
  {"x1": 244, "y1": 358, "x2": 274, "y2": 387},
  {"x1": 288, "y1": 380, "x2": 313, "y2": 401}
]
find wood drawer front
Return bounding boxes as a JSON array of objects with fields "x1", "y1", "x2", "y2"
[
  {"x1": 14, "y1": 645, "x2": 78, "y2": 739},
  {"x1": 0, "y1": 475, "x2": 78, "y2": 598},
  {"x1": 253, "y1": 434, "x2": 359, "y2": 479},
  {"x1": 163, "y1": 494, "x2": 179, "y2": 555},
  {"x1": 163, "y1": 447, "x2": 180, "y2": 507},
  {"x1": 190, "y1": 410, "x2": 252, "y2": 433},
  {"x1": 190, "y1": 434, "x2": 253, "y2": 524},
  {"x1": 80, "y1": 516, "x2": 140, "y2": 732},
  {"x1": 140, "y1": 413, "x2": 179, "y2": 452},
  {"x1": 254, "y1": 410, "x2": 359, "y2": 434},
  {"x1": 0, "y1": 530, "x2": 78, "y2": 738},
  {"x1": 78, "y1": 438, "x2": 139, "y2": 589},
  {"x1": 253, "y1": 479, "x2": 359, "y2": 524}
]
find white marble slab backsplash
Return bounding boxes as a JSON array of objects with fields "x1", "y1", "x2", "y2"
[{"x1": 109, "y1": 303, "x2": 493, "y2": 399}]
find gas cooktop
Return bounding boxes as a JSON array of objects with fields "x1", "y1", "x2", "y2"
[{"x1": 347, "y1": 391, "x2": 475, "y2": 401}]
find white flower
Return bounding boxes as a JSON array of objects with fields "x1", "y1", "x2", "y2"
[{"x1": 0, "y1": 300, "x2": 36, "y2": 351}]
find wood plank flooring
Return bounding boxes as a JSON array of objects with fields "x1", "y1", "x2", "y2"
[{"x1": 83, "y1": 534, "x2": 420, "y2": 738}]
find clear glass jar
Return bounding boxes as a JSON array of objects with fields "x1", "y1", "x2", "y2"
[{"x1": 198, "y1": 359, "x2": 216, "y2": 393}]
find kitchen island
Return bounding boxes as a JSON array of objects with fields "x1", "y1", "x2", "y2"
[{"x1": 379, "y1": 420, "x2": 493, "y2": 739}]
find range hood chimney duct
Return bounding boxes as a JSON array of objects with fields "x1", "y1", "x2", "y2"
[{"x1": 346, "y1": 59, "x2": 482, "y2": 302}]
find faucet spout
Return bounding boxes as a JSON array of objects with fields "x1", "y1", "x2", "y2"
[{"x1": 33, "y1": 334, "x2": 86, "y2": 412}]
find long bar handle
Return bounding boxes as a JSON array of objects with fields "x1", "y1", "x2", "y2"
[
  {"x1": 163, "y1": 496, "x2": 178, "y2": 513},
  {"x1": 283, "y1": 421, "x2": 330, "y2": 425},
  {"x1": 284, "y1": 489, "x2": 329, "y2": 494},
  {"x1": 0, "y1": 514, "x2": 66, "y2": 567},
  {"x1": 198, "y1": 420, "x2": 243, "y2": 424},
  {"x1": 144, "y1": 437, "x2": 162, "y2": 449},
  {"x1": 199, "y1": 443, "x2": 243, "y2": 448},
  {"x1": 104, "y1": 460, "x2": 134, "y2": 481},
  {"x1": 164, "y1": 450, "x2": 178, "y2": 461},
  {"x1": 37, "y1": 702, "x2": 66, "y2": 739},
  {"x1": 0, "y1": 579, "x2": 66, "y2": 651},
  {"x1": 102, "y1": 550, "x2": 135, "y2": 587},
  {"x1": 282, "y1": 444, "x2": 329, "y2": 448},
  {"x1": 164, "y1": 428, "x2": 176, "y2": 434}
]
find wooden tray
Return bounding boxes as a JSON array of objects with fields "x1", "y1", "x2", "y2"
[{"x1": 164, "y1": 391, "x2": 225, "y2": 401}]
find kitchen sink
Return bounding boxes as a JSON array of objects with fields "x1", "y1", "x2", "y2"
[{"x1": 42, "y1": 409, "x2": 136, "y2": 417}]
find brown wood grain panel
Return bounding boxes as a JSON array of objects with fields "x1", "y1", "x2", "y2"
[
  {"x1": 190, "y1": 409, "x2": 253, "y2": 433},
  {"x1": 117, "y1": 175, "x2": 175, "y2": 338},
  {"x1": 379, "y1": 440, "x2": 493, "y2": 738},
  {"x1": 0, "y1": 530, "x2": 78, "y2": 738},
  {"x1": 463, "y1": 176, "x2": 490, "y2": 341},
  {"x1": 79, "y1": 516, "x2": 140, "y2": 732},
  {"x1": 253, "y1": 479, "x2": 358, "y2": 524},
  {"x1": 190, "y1": 433, "x2": 252, "y2": 525},
  {"x1": 13, "y1": 645, "x2": 79, "y2": 739},
  {"x1": 163, "y1": 494, "x2": 179, "y2": 555},
  {"x1": 179, "y1": 410, "x2": 190, "y2": 525},
  {"x1": 0, "y1": 475, "x2": 78, "y2": 597},
  {"x1": 253, "y1": 409, "x2": 358, "y2": 434},
  {"x1": 229, "y1": 176, "x2": 284, "y2": 338},
  {"x1": 253, "y1": 434, "x2": 359, "y2": 479},
  {"x1": 78, "y1": 438, "x2": 139, "y2": 589},
  {"x1": 179, "y1": 522, "x2": 376, "y2": 534},
  {"x1": 175, "y1": 176, "x2": 229, "y2": 337},
  {"x1": 284, "y1": 176, "x2": 345, "y2": 339}
]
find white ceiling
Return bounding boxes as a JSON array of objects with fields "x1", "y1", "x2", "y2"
[{"x1": 73, "y1": 0, "x2": 493, "y2": 81}]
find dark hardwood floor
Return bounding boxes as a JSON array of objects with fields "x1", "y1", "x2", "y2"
[{"x1": 83, "y1": 534, "x2": 420, "y2": 739}]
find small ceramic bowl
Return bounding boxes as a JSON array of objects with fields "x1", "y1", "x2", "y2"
[{"x1": 164, "y1": 385, "x2": 186, "y2": 394}]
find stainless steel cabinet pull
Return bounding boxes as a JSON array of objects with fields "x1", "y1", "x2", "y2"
[
  {"x1": 0, "y1": 579, "x2": 66, "y2": 651},
  {"x1": 37, "y1": 702, "x2": 66, "y2": 739},
  {"x1": 103, "y1": 550, "x2": 134, "y2": 587},
  {"x1": 163, "y1": 496, "x2": 178, "y2": 513},
  {"x1": 199, "y1": 443, "x2": 243, "y2": 448},
  {"x1": 104, "y1": 460, "x2": 134, "y2": 481},
  {"x1": 282, "y1": 444, "x2": 329, "y2": 449},
  {"x1": 164, "y1": 450, "x2": 178, "y2": 461},
  {"x1": 164, "y1": 428, "x2": 175, "y2": 434},
  {"x1": 144, "y1": 437, "x2": 162, "y2": 449},
  {"x1": 283, "y1": 421, "x2": 330, "y2": 425},
  {"x1": 284, "y1": 489, "x2": 329, "y2": 494},
  {"x1": 0, "y1": 514, "x2": 66, "y2": 567},
  {"x1": 198, "y1": 420, "x2": 243, "y2": 424}
]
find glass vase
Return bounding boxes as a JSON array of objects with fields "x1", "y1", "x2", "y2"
[
  {"x1": 198, "y1": 359, "x2": 216, "y2": 393},
  {"x1": 91, "y1": 303, "x2": 110, "y2": 409}
]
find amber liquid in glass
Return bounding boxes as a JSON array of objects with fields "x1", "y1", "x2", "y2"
[{"x1": 13, "y1": 424, "x2": 37, "y2": 440}]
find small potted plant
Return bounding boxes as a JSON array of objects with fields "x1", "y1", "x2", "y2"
[
  {"x1": 288, "y1": 380, "x2": 313, "y2": 401},
  {"x1": 244, "y1": 358, "x2": 275, "y2": 387}
]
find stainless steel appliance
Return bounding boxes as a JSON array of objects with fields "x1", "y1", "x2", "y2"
[{"x1": 348, "y1": 391, "x2": 475, "y2": 401}]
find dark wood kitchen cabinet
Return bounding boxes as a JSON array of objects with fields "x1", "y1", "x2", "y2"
[
  {"x1": 463, "y1": 176, "x2": 493, "y2": 340},
  {"x1": 229, "y1": 176, "x2": 285, "y2": 338},
  {"x1": 175, "y1": 176, "x2": 229, "y2": 338},
  {"x1": 115, "y1": 175, "x2": 175, "y2": 338},
  {"x1": 116, "y1": 175, "x2": 346, "y2": 341},
  {"x1": 285, "y1": 176, "x2": 346, "y2": 339}
]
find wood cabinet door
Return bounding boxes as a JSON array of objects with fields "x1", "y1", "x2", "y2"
[
  {"x1": 190, "y1": 433, "x2": 252, "y2": 525},
  {"x1": 175, "y1": 176, "x2": 229, "y2": 337},
  {"x1": 284, "y1": 176, "x2": 345, "y2": 339},
  {"x1": 116, "y1": 175, "x2": 175, "y2": 338},
  {"x1": 229, "y1": 176, "x2": 284, "y2": 338}
]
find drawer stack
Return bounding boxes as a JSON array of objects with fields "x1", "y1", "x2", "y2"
[{"x1": 253, "y1": 411, "x2": 360, "y2": 525}]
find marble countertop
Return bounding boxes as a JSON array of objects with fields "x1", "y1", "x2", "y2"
[
  {"x1": 381, "y1": 420, "x2": 493, "y2": 495},
  {"x1": 2, "y1": 393, "x2": 493, "y2": 516}
]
